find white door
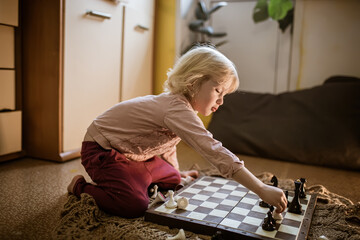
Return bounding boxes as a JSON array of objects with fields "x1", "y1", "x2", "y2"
[
  {"x1": 121, "y1": 1, "x2": 154, "y2": 101},
  {"x1": 63, "y1": 0, "x2": 123, "y2": 151}
]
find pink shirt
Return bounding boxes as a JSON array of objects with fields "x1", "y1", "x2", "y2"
[{"x1": 85, "y1": 92, "x2": 244, "y2": 178}]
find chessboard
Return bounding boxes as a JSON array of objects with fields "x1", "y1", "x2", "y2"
[{"x1": 145, "y1": 176, "x2": 317, "y2": 240}]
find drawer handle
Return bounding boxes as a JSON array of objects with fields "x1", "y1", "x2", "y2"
[
  {"x1": 86, "y1": 10, "x2": 112, "y2": 19},
  {"x1": 135, "y1": 25, "x2": 149, "y2": 31}
]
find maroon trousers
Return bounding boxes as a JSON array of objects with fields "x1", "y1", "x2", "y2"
[{"x1": 74, "y1": 141, "x2": 181, "y2": 218}]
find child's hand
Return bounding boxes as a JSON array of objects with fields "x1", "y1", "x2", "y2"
[
  {"x1": 259, "y1": 184, "x2": 287, "y2": 213},
  {"x1": 180, "y1": 170, "x2": 199, "y2": 180}
]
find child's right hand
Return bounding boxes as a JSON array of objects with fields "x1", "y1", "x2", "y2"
[
  {"x1": 232, "y1": 167, "x2": 287, "y2": 213},
  {"x1": 259, "y1": 184, "x2": 287, "y2": 213}
]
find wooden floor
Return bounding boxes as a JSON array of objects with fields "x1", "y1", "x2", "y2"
[{"x1": 0, "y1": 141, "x2": 359, "y2": 239}]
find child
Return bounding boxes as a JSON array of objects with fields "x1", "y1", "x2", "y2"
[{"x1": 68, "y1": 45, "x2": 287, "y2": 218}]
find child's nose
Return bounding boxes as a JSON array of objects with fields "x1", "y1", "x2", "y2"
[{"x1": 217, "y1": 97, "x2": 223, "y2": 105}]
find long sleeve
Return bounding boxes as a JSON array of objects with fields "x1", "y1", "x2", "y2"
[{"x1": 164, "y1": 96, "x2": 244, "y2": 178}]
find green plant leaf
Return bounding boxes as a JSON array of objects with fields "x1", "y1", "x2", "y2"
[
  {"x1": 268, "y1": 0, "x2": 293, "y2": 20},
  {"x1": 253, "y1": 0, "x2": 269, "y2": 23},
  {"x1": 278, "y1": 8, "x2": 294, "y2": 33}
]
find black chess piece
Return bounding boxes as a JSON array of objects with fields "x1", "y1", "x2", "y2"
[
  {"x1": 285, "y1": 190, "x2": 289, "y2": 207},
  {"x1": 299, "y1": 178, "x2": 306, "y2": 198},
  {"x1": 260, "y1": 176, "x2": 278, "y2": 208},
  {"x1": 262, "y1": 208, "x2": 276, "y2": 231},
  {"x1": 269, "y1": 206, "x2": 277, "y2": 224},
  {"x1": 271, "y1": 175, "x2": 278, "y2": 187},
  {"x1": 259, "y1": 200, "x2": 271, "y2": 208},
  {"x1": 288, "y1": 181, "x2": 302, "y2": 214}
]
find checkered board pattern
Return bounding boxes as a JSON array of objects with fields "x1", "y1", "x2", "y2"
[{"x1": 145, "y1": 176, "x2": 317, "y2": 240}]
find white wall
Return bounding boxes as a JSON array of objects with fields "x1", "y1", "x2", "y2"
[
  {"x1": 176, "y1": 0, "x2": 197, "y2": 57},
  {"x1": 211, "y1": 1, "x2": 292, "y2": 93},
  {"x1": 176, "y1": 0, "x2": 360, "y2": 93},
  {"x1": 290, "y1": 0, "x2": 360, "y2": 90}
]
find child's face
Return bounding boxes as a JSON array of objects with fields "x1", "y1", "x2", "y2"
[{"x1": 190, "y1": 79, "x2": 231, "y2": 116}]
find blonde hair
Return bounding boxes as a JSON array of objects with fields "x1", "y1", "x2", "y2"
[{"x1": 164, "y1": 46, "x2": 239, "y2": 100}]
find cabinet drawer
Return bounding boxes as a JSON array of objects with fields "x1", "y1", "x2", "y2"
[
  {"x1": 0, "y1": 25, "x2": 15, "y2": 68},
  {"x1": 0, "y1": 70, "x2": 15, "y2": 110},
  {"x1": 0, "y1": 0, "x2": 18, "y2": 26},
  {"x1": 0, "y1": 111, "x2": 21, "y2": 156}
]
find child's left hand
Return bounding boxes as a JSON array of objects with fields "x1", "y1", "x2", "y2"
[{"x1": 180, "y1": 170, "x2": 199, "y2": 180}]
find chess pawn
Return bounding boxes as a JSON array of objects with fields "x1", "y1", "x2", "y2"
[
  {"x1": 166, "y1": 229, "x2": 186, "y2": 240},
  {"x1": 150, "y1": 185, "x2": 158, "y2": 199},
  {"x1": 273, "y1": 208, "x2": 283, "y2": 220},
  {"x1": 176, "y1": 197, "x2": 189, "y2": 210},
  {"x1": 165, "y1": 190, "x2": 177, "y2": 209}
]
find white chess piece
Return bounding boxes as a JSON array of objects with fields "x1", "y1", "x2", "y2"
[
  {"x1": 165, "y1": 190, "x2": 177, "y2": 208},
  {"x1": 148, "y1": 192, "x2": 165, "y2": 208},
  {"x1": 180, "y1": 176, "x2": 193, "y2": 185},
  {"x1": 150, "y1": 185, "x2": 158, "y2": 199},
  {"x1": 273, "y1": 209, "x2": 283, "y2": 220},
  {"x1": 166, "y1": 229, "x2": 186, "y2": 240},
  {"x1": 176, "y1": 197, "x2": 189, "y2": 210},
  {"x1": 317, "y1": 235, "x2": 329, "y2": 240}
]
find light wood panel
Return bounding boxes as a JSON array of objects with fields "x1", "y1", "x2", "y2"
[
  {"x1": 0, "y1": 70, "x2": 15, "y2": 110},
  {"x1": 121, "y1": 2, "x2": 154, "y2": 100},
  {"x1": 21, "y1": 0, "x2": 154, "y2": 162},
  {"x1": 0, "y1": 0, "x2": 18, "y2": 26},
  {"x1": 0, "y1": 111, "x2": 21, "y2": 156},
  {"x1": 22, "y1": 0, "x2": 64, "y2": 161},
  {"x1": 63, "y1": 0, "x2": 123, "y2": 151},
  {"x1": 0, "y1": 25, "x2": 15, "y2": 68}
]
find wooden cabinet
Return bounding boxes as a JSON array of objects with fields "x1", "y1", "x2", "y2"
[
  {"x1": 121, "y1": 0, "x2": 154, "y2": 101},
  {"x1": 63, "y1": 0, "x2": 123, "y2": 152},
  {"x1": 0, "y1": 0, "x2": 22, "y2": 161},
  {"x1": 21, "y1": 0, "x2": 154, "y2": 162}
]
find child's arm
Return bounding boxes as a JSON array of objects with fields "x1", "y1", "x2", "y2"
[{"x1": 232, "y1": 167, "x2": 287, "y2": 213}]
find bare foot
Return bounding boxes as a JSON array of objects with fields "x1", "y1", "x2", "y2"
[{"x1": 67, "y1": 175, "x2": 84, "y2": 193}]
